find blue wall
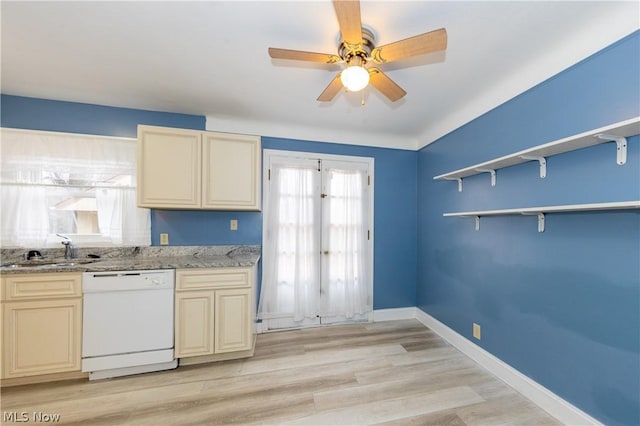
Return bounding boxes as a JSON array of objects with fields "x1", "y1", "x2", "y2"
[
  {"x1": 0, "y1": 94, "x2": 418, "y2": 310},
  {"x1": 0, "y1": 95, "x2": 206, "y2": 137},
  {"x1": 417, "y1": 31, "x2": 640, "y2": 426}
]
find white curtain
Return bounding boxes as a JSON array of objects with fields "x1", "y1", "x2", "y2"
[
  {"x1": 96, "y1": 188, "x2": 150, "y2": 246},
  {"x1": 321, "y1": 168, "x2": 370, "y2": 318},
  {"x1": 0, "y1": 184, "x2": 49, "y2": 247},
  {"x1": 259, "y1": 161, "x2": 320, "y2": 322},
  {"x1": 0, "y1": 128, "x2": 150, "y2": 248}
]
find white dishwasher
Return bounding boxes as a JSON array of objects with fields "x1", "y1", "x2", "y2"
[{"x1": 82, "y1": 269, "x2": 177, "y2": 380}]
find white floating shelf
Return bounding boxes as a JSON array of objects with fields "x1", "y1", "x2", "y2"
[
  {"x1": 434, "y1": 116, "x2": 640, "y2": 191},
  {"x1": 444, "y1": 201, "x2": 640, "y2": 232}
]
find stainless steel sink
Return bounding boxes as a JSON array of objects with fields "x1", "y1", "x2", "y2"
[
  {"x1": 1, "y1": 259, "x2": 98, "y2": 268},
  {"x1": 51, "y1": 260, "x2": 96, "y2": 267}
]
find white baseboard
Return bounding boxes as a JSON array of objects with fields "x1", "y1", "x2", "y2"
[
  {"x1": 373, "y1": 307, "x2": 417, "y2": 322},
  {"x1": 414, "y1": 308, "x2": 602, "y2": 426}
]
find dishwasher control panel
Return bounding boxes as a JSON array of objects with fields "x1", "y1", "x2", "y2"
[{"x1": 83, "y1": 269, "x2": 175, "y2": 293}]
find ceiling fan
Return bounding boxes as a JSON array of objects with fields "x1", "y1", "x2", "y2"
[{"x1": 268, "y1": 0, "x2": 447, "y2": 102}]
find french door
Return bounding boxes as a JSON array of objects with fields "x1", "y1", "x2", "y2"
[{"x1": 259, "y1": 150, "x2": 373, "y2": 331}]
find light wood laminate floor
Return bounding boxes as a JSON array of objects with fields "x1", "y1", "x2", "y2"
[{"x1": 1, "y1": 320, "x2": 561, "y2": 425}]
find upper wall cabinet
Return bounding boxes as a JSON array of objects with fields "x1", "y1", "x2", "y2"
[
  {"x1": 137, "y1": 125, "x2": 261, "y2": 211},
  {"x1": 138, "y1": 126, "x2": 202, "y2": 209},
  {"x1": 201, "y1": 132, "x2": 261, "y2": 210}
]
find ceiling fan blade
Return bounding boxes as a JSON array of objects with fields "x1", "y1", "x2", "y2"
[
  {"x1": 368, "y1": 68, "x2": 407, "y2": 102},
  {"x1": 371, "y1": 28, "x2": 447, "y2": 64},
  {"x1": 317, "y1": 73, "x2": 344, "y2": 102},
  {"x1": 333, "y1": 0, "x2": 363, "y2": 45},
  {"x1": 269, "y1": 48, "x2": 341, "y2": 64}
]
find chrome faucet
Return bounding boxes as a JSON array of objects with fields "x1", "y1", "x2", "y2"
[{"x1": 56, "y1": 234, "x2": 75, "y2": 259}]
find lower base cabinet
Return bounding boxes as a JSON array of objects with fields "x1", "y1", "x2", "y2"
[
  {"x1": 0, "y1": 265, "x2": 257, "y2": 383},
  {"x1": 1, "y1": 273, "x2": 82, "y2": 380},
  {"x1": 175, "y1": 266, "x2": 255, "y2": 360},
  {"x1": 175, "y1": 290, "x2": 215, "y2": 356},
  {"x1": 214, "y1": 288, "x2": 252, "y2": 353}
]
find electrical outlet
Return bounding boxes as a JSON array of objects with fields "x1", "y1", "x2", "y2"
[
  {"x1": 230, "y1": 219, "x2": 238, "y2": 231},
  {"x1": 159, "y1": 233, "x2": 169, "y2": 245},
  {"x1": 473, "y1": 323, "x2": 481, "y2": 340}
]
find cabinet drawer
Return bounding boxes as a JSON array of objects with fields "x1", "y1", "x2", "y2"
[
  {"x1": 176, "y1": 268, "x2": 251, "y2": 291},
  {"x1": 1, "y1": 273, "x2": 82, "y2": 301}
]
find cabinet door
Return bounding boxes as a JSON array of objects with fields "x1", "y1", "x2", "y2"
[
  {"x1": 2, "y1": 298, "x2": 82, "y2": 378},
  {"x1": 138, "y1": 126, "x2": 202, "y2": 208},
  {"x1": 175, "y1": 291, "x2": 215, "y2": 358},
  {"x1": 202, "y1": 132, "x2": 261, "y2": 211},
  {"x1": 214, "y1": 288, "x2": 252, "y2": 353}
]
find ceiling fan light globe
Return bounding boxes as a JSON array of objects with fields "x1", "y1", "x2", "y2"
[{"x1": 340, "y1": 65, "x2": 370, "y2": 92}]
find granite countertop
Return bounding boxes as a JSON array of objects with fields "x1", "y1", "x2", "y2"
[{"x1": 0, "y1": 245, "x2": 260, "y2": 275}]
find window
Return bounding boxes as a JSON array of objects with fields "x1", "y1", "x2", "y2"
[{"x1": 0, "y1": 128, "x2": 150, "y2": 248}]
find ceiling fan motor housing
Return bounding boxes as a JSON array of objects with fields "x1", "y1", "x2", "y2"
[{"x1": 338, "y1": 26, "x2": 376, "y2": 66}]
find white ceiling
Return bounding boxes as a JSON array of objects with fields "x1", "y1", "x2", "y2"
[{"x1": 2, "y1": 1, "x2": 638, "y2": 150}]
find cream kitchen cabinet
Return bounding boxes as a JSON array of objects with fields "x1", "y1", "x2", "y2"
[
  {"x1": 137, "y1": 125, "x2": 261, "y2": 211},
  {"x1": 174, "y1": 290, "x2": 215, "y2": 357},
  {"x1": 214, "y1": 288, "x2": 252, "y2": 353},
  {"x1": 1, "y1": 273, "x2": 83, "y2": 380},
  {"x1": 137, "y1": 126, "x2": 202, "y2": 209},
  {"x1": 201, "y1": 132, "x2": 261, "y2": 210},
  {"x1": 174, "y1": 266, "x2": 256, "y2": 363}
]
